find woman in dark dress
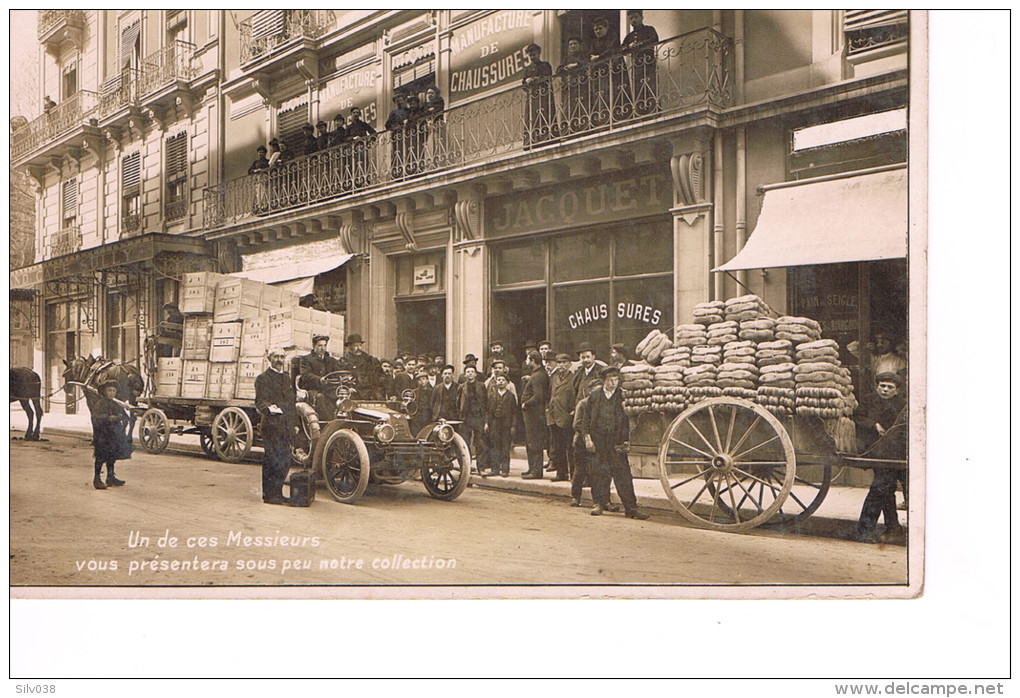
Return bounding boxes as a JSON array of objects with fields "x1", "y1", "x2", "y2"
[
  {"x1": 557, "y1": 37, "x2": 590, "y2": 136},
  {"x1": 91, "y1": 380, "x2": 129, "y2": 490},
  {"x1": 521, "y1": 43, "x2": 556, "y2": 147},
  {"x1": 589, "y1": 16, "x2": 629, "y2": 125}
]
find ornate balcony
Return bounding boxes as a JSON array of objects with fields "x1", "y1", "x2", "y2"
[
  {"x1": 204, "y1": 28, "x2": 731, "y2": 230},
  {"x1": 137, "y1": 40, "x2": 197, "y2": 97},
  {"x1": 38, "y1": 10, "x2": 87, "y2": 56},
  {"x1": 10, "y1": 90, "x2": 100, "y2": 165},
  {"x1": 97, "y1": 42, "x2": 198, "y2": 134},
  {"x1": 240, "y1": 10, "x2": 337, "y2": 65},
  {"x1": 45, "y1": 225, "x2": 82, "y2": 259}
]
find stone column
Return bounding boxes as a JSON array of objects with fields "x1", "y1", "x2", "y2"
[
  {"x1": 670, "y1": 129, "x2": 715, "y2": 323},
  {"x1": 448, "y1": 187, "x2": 487, "y2": 367}
]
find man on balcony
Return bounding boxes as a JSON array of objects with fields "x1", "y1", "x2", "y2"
[
  {"x1": 522, "y1": 43, "x2": 555, "y2": 147},
  {"x1": 557, "y1": 37, "x2": 590, "y2": 136},
  {"x1": 386, "y1": 92, "x2": 412, "y2": 179},
  {"x1": 345, "y1": 106, "x2": 376, "y2": 189},
  {"x1": 621, "y1": 10, "x2": 659, "y2": 117},
  {"x1": 589, "y1": 16, "x2": 629, "y2": 125}
]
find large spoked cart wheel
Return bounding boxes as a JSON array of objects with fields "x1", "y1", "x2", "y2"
[
  {"x1": 199, "y1": 429, "x2": 216, "y2": 458},
  {"x1": 658, "y1": 397, "x2": 797, "y2": 531},
  {"x1": 315, "y1": 426, "x2": 371, "y2": 503},
  {"x1": 421, "y1": 428, "x2": 472, "y2": 501},
  {"x1": 138, "y1": 407, "x2": 171, "y2": 454},
  {"x1": 211, "y1": 406, "x2": 254, "y2": 462}
]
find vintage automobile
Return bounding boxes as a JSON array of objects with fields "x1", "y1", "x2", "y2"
[{"x1": 307, "y1": 371, "x2": 472, "y2": 504}]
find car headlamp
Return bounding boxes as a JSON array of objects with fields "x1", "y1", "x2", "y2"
[
  {"x1": 434, "y1": 423, "x2": 455, "y2": 443},
  {"x1": 373, "y1": 423, "x2": 396, "y2": 444}
]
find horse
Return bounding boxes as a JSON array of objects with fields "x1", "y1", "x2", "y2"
[
  {"x1": 62, "y1": 355, "x2": 145, "y2": 445},
  {"x1": 10, "y1": 367, "x2": 43, "y2": 441}
]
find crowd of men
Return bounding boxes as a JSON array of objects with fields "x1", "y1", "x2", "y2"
[{"x1": 255, "y1": 332, "x2": 647, "y2": 519}]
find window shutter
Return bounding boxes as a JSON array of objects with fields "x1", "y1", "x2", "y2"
[
  {"x1": 277, "y1": 102, "x2": 308, "y2": 149},
  {"x1": 62, "y1": 178, "x2": 77, "y2": 220},
  {"x1": 843, "y1": 10, "x2": 908, "y2": 31},
  {"x1": 120, "y1": 20, "x2": 141, "y2": 68},
  {"x1": 251, "y1": 10, "x2": 286, "y2": 39},
  {"x1": 122, "y1": 151, "x2": 141, "y2": 193},
  {"x1": 166, "y1": 132, "x2": 188, "y2": 179}
]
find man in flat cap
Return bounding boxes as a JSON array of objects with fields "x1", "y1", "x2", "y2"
[
  {"x1": 520, "y1": 350, "x2": 550, "y2": 479},
  {"x1": 299, "y1": 334, "x2": 343, "y2": 420},
  {"x1": 853, "y1": 371, "x2": 907, "y2": 543},
  {"x1": 582, "y1": 365, "x2": 649, "y2": 519},
  {"x1": 572, "y1": 341, "x2": 607, "y2": 397},
  {"x1": 340, "y1": 333, "x2": 384, "y2": 400},
  {"x1": 431, "y1": 363, "x2": 460, "y2": 422},
  {"x1": 546, "y1": 353, "x2": 577, "y2": 482},
  {"x1": 458, "y1": 360, "x2": 488, "y2": 473}
]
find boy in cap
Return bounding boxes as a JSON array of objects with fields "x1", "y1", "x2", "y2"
[
  {"x1": 570, "y1": 375, "x2": 603, "y2": 507},
  {"x1": 458, "y1": 362, "x2": 488, "y2": 473},
  {"x1": 853, "y1": 371, "x2": 907, "y2": 543},
  {"x1": 485, "y1": 373, "x2": 518, "y2": 477},
  {"x1": 90, "y1": 379, "x2": 129, "y2": 490},
  {"x1": 582, "y1": 365, "x2": 649, "y2": 519}
]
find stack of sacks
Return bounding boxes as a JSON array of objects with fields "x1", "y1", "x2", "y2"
[
  {"x1": 717, "y1": 339, "x2": 758, "y2": 398},
  {"x1": 757, "y1": 346, "x2": 797, "y2": 417},
  {"x1": 690, "y1": 345, "x2": 722, "y2": 366},
  {"x1": 793, "y1": 339, "x2": 856, "y2": 418},
  {"x1": 635, "y1": 329, "x2": 674, "y2": 366},
  {"x1": 775, "y1": 316, "x2": 822, "y2": 345},
  {"x1": 706, "y1": 321, "x2": 739, "y2": 346},
  {"x1": 724, "y1": 294, "x2": 768, "y2": 323},
  {"x1": 692, "y1": 301, "x2": 725, "y2": 326},
  {"x1": 660, "y1": 346, "x2": 692, "y2": 368},
  {"x1": 675, "y1": 324, "x2": 707, "y2": 348},
  {"x1": 739, "y1": 316, "x2": 776, "y2": 343},
  {"x1": 651, "y1": 364, "x2": 690, "y2": 414},
  {"x1": 684, "y1": 364, "x2": 721, "y2": 402},
  {"x1": 755, "y1": 339, "x2": 795, "y2": 367},
  {"x1": 621, "y1": 363, "x2": 655, "y2": 416}
]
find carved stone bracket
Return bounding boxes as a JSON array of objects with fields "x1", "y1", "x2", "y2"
[
  {"x1": 453, "y1": 198, "x2": 480, "y2": 244},
  {"x1": 142, "y1": 106, "x2": 167, "y2": 132},
  {"x1": 103, "y1": 126, "x2": 124, "y2": 151},
  {"x1": 395, "y1": 211, "x2": 418, "y2": 251},
  {"x1": 671, "y1": 151, "x2": 707, "y2": 207}
]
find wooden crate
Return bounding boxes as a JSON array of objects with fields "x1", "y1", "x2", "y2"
[
  {"x1": 180, "y1": 271, "x2": 228, "y2": 315},
  {"x1": 206, "y1": 363, "x2": 238, "y2": 400},
  {"x1": 182, "y1": 317, "x2": 214, "y2": 360},
  {"x1": 214, "y1": 278, "x2": 264, "y2": 322},
  {"x1": 268, "y1": 307, "x2": 314, "y2": 350}
]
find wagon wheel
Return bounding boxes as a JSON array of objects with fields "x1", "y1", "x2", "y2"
[
  {"x1": 211, "y1": 406, "x2": 254, "y2": 462},
  {"x1": 198, "y1": 429, "x2": 216, "y2": 458},
  {"x1": 138, "y1": 408, "x2": 170, "y2": 454},
  {"x1": 319, "y1": 428, "x2": 370, "y2": 503},
  {"x1": 422, "y1": 433, "x2": 471, "y2": 501},
  {"x1": 764, "y1": 458, "x2": 832, "y2": 529},
  {"x1": 658, "y1": 397, "x2": 796, "y2": 531}
]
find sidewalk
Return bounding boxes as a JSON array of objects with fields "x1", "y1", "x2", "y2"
[{"x1": 10, "y1": 407, "x2": 905, "y2": 542}]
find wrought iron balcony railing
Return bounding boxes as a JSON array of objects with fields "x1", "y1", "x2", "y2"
[
  {"x1": 240, "y1": 10, "x2": 338, "y2": 64},
  {"x1": 10, "y1": 90, "x2": 100, "y2": 161},
  {"x1": 205, "y1": 28, "x2": 730, "y2": 229},
  {"x1": 137, "y1": 40, "x2": 197, "y2": 96},
  {"x1": 38, "y1": 10, "x2": 86, "y2": 39},
  {"x1": 45, "y1": 225, "x2": 82, "y2": 258}
]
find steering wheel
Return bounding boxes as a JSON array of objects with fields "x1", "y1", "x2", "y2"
[
  {"x1": 320, "y1": 370, "x2": 353, "y2": 386},
  {"x1": 400, "y1": 389, "x2": 418, "y2": 416}
]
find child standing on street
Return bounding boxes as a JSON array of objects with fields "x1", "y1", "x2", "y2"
[{"x1": 90, "y1": 380, "x2": 128, "y2": 490}]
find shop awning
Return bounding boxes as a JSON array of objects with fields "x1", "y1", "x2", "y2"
[
  {"x1": 714, "y1": 166, "x2": 907, "y2": 271},
  {"x1": 230, "y1": 253, "x2": 354, "y2": 296}
]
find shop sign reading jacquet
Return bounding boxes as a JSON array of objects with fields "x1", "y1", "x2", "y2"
[{"x1": 486, "y1": 172, "x2": 669, "y2": 237}]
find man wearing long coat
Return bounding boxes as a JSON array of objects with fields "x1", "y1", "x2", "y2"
[
  {"x1": 520, "y1": 352, "x2": 550, "y2": 479},
  {"x1": 255, "y1": 348, "x2": 298, "y2": 505},
  {"x1": 546, "y1": 353, "x2": 576, "y2": 481}
]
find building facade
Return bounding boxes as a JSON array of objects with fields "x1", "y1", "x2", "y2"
[{"x1": 11, "y1": 10, "x2": 911, "y2": 449}]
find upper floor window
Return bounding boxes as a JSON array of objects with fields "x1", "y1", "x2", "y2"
[
  {"x1": 166, "y1": 10, "x2": 189, "y2": 45},
  {"x1": 61, "y1": 61, "x2": 78, "y2": 100},
  {"x1": 122, "y1": 151, "x2": 142, "y2": 234},
  {"x1": 843, "y1": 10, "x2": 908, "y2": 59},
  {"x1": 165, "y1": 131, "x2": 189, "y2": 222},
  {"x1": 120, "y1": 19, "x2": 141, "y2": 71},
  {"x1": 61, "y1": 178, "x2": 78, "y2": 228}
]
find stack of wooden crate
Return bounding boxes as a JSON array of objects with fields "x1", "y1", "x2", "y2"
[
  {"x1": 153, "y1": 357, "x2": 182, "y2": 397},
  {"x1": 167, "y1": 271, "x2": 343, "y2": 402}
]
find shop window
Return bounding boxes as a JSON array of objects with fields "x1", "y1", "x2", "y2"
[
  {"x1": 106, "y1": 290, "x2": 139, "y2": 363},
  {"x1": 553, "y1": 281, "x2": 611, "y2": 356},
  {"x1": 614, "y1": 226, "x2": 672, "y2": 276},
  {"x1": 612, "y1": 276, "x2": 674, "y2": 352},
  {"x1": 551, "y1": 231, "x2": 610, "y2": 283},
  {"x1": 495, "y1": 241, "x2": 545, "y2": 286},
  {"x1": 121, "y1": 151, "x2": 142, "y2": 235},
  {"x1": 165, "y1": 131, "x2": 188, "y2": 221}
]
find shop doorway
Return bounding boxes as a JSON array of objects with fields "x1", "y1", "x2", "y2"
[
  {"x1": 492, "y1": 288, "x2": 546, "y2": 370},
  {"x1": 396, "y1": 298, "x2": 446, "y2": 359}
]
